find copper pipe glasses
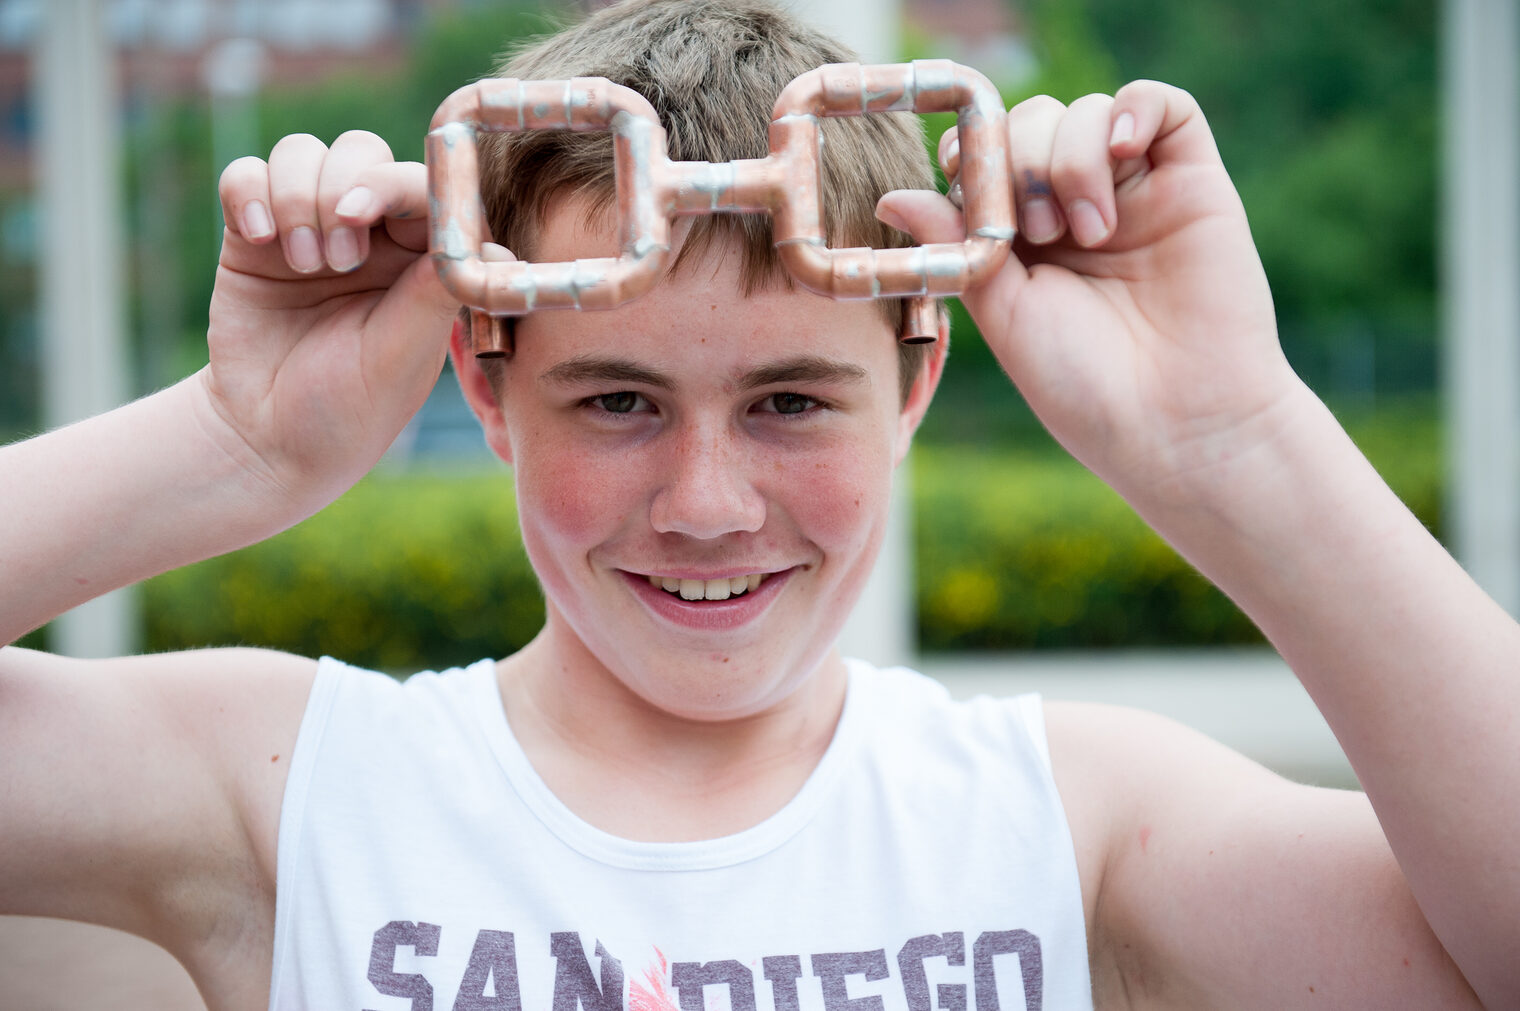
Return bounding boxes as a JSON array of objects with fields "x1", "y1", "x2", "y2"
[{"x1": 426, "y1": 60, "x2": 1013, "y2": 358}]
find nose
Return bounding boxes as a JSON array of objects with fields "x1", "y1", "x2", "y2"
[{"x1": 648, "y1": 424, "x2": 766, "y2": 539}]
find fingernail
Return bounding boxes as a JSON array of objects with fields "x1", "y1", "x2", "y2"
[
  {"x1": 1110, "y1": 112, "x2": 1135, "y2": 147},
  {"x1": 242, "y1": 200, "x2": 273, "y2": 240},
  {"x1": 287, "y1": 225, "x2": 323, "y2": 273},
  {"x1": 335, "y1": 186, "x2": 372, "y2": 218},
  {"x1": 1022, "y1": 197, "x2": 1060, "y2": 243},
  {"x1": 327, "y1": 227, "x2": 359, "y2": 272},
  {"x1": 1067, "y1": 199, "x2": 1110, "y2": 246}
]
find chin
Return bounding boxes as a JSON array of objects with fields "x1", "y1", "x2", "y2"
[{"x1": 608, "y1": 647, "x2": 835, "y2": 724}]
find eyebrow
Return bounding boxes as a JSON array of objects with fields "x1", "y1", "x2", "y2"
[
  {"x1": 739, "y1": 356, "x2": 869, "y2": 390},
  {"x1": 539, "y1": 354, "x2": 870, "y2": 391},
  {"x1": 540, "y1": 356, "x2": 673, "y2": 390}
]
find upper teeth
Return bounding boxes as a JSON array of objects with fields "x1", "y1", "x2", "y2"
[{"x1": 648, "y1": 573, "x2": 766, "y2": 600}]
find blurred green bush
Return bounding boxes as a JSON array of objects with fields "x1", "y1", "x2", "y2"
[
  {"x1": 139, "y1": 401, "x2": 1440, "y2": 669},
  {"x1": 916, "y1": 398, "x2": 1441, "y2": 651},
  {"x1": 915, "y1": 447, "x2": 1259, "y2": 650},
  {"x1": 142, "y1": 470, "x2": 543, "y2": 674}
]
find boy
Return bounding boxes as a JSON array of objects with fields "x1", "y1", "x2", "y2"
[{"x1": 3, "y1": 0, "x2": 1516, "y2": 1007}]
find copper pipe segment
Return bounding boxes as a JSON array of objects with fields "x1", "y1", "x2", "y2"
[{"x1": 427, "y1": 77, "x2": 674, "y2": 355}]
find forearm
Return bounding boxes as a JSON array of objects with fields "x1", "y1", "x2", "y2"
[
  {"x1": 1135, "y1": 380, "x2": 1520, "y2": 1005},
  {"x1": 0, "y1": 373, "x2": 307, "y2": 645}
]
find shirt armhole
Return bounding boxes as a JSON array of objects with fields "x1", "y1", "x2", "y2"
[
  {"x1": 265, "y1": 655, "x2": 346, "y2": 1011},
  {"x1": 1013, "y1": 692, "x2": 1054, "y2": 778}
]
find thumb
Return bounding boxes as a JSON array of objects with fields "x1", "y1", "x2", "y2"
[
  {"x1": 365, "y1": 248, "x2": 462, "y2": 384},
  {"x1": 876, "y1": 189, "x2": 1030, "y2": 323},
  {"x1": 366, "y1": 241, "x2": 521, "y2": 381},
  {"x1": 875, "y1": 189, "x2": 967, "y2": 245}
]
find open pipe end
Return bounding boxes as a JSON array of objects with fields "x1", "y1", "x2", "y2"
[
  {"x1": 470, "y1": 311, "x2": 514, "y2": 359},
  {"x1": 900, "y1": 296, "x2": 940, "y2": 344}
]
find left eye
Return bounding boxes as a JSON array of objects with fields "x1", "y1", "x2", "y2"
[
  {"x1": 592, "y1": 391, "x2": 648, "y2": 414},
  {"x1": 760, "y1": 393, "x2": 817, "y2": 415}
]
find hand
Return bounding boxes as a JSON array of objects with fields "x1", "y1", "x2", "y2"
[
  {"x1": 205, "y1": 130, "x2": 462, "y2": 515},
  {"x1": 879, "y1": 81, "x2": 1298, "y2": 510}
]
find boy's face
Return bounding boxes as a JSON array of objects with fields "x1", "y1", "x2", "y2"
[{"x1": 468, "y1": 199, "x2": 939, "y2": 721}]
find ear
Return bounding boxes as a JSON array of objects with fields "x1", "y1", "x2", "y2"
[
  {"x1": 449, "y1": 316, "x2": 515, "y2": 465},
  {"x1": 893, "y1": 313, "x2": 950, "y2": 467}
]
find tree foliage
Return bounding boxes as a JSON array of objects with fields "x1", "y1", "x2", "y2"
[{"x1": 1072, "y1": 0, "x2": 1439, "y2": 395}]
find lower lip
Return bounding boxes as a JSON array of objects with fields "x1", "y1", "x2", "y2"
[{"x1": 622, "y1": 569, "x2": 793, "y2": 631}]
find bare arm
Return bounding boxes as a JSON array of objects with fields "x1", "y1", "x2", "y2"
[
  {"x1": 2, "y1": 132, "x2": 458, "y2": 647},
  {"x1": 883, "y1": 82, "x2": 1520, "y2": 1005},
  {"x1": 1131, "y1": 364, "x2": 1520, "y2": 1006},
  {"x1": 0, "y1": 648, "x2": 310, "y2": 950},
  {"x1": 0, "y1": 131, "x2": 457, "y2": 979},
  {"x1": 2, "y1": 379, "x2": 290, "y2": 645},
  {"x1": 1049, "y1": 702, "x2": 1479, "y2": 1009}
]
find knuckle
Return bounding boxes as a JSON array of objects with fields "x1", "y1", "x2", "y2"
[
  {"x1": 218, "y1": 155, "x2": 267, "y2": 191},
  {"x1": 334, "y1": 129, "x2": 393, "y2": 157},
  {"x1": 1117, "y1": 79, "x2": 1195, "y2": 111},
  {"x1": 1047, "y1": 153, "x2": 1104, "y2": 194},
  {"x1": 1010, "y1": 94, "x2": 1066, "y2": 121},
  {"x1": 1067, "y1": 92, "x2": 1115, "y2": 116},
  {"x1": 269, "y1": 132, "x2": 325, "y2": 158},
  {"x1": 1168, "y1": 83, "x2": 1200, "y2": 109}
]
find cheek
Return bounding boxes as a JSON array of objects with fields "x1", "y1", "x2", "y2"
[
  {"x1": 513, "y1": 439, "x2": 635, "y2": 564},
  {"x1": 769, "y1": 434, "x2": 893, "y2": 552}
]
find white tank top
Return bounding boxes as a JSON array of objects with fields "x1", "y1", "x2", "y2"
[{"x1": 268, "y1": 657, "x2": 1092, "y2": 1011}]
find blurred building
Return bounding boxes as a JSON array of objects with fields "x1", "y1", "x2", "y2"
[
  {"x1": 0, "y1": 0, "x2": 1030, "y2": 188},
  {"x1": 0, "y1": 0, "x2": 1030, "y2": 442},
  {"x1": 0, "y1": 0, "x2": 453, "y2": 190},
  {"x1": 904, "y1": 0, "x2": 1032, "y2": 84}
]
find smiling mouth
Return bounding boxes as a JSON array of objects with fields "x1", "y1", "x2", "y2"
[{"x1": 645, "y1": 573, "x2": 769, "y2": 601}]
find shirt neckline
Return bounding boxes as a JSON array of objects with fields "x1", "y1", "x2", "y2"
[{"x1": 468, "y1": 657, "x2": 870, "y2": 871}]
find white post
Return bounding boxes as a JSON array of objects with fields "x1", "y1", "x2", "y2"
[
  {"x1": 36, "y1": 0, "x2": 137, "y2": 656},
  {"x1": 1443, "y1": 0, "x2": 1520, "y2": 614},
  {"x1": 789, "y1": 0, "x2": 916, "y2": 667},
  {"x1": 796, "y1": 0, "x2": 901, "y2": 63}
]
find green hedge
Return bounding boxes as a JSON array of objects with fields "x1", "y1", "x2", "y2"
[
  {"x1": 914, "y1": 449, "x2": 1261, "y2": 649},
  {"x1": 914, "y1": 400, "x2": 1441, "y2": 650},
  {"x1": 142, "y1": 471, "x2": 543, "y2": 674},
  {"x1": 137, "y1": 404, "x2": 1440, "y2": 669}
]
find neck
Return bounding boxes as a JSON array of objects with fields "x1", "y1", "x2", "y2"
[{"x1": 496, "y1": 618, "x2": 849, "y2": 842}]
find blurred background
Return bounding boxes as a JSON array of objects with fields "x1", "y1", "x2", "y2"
[
  {"x1": 0, "y1": 0, "x2": 1515, "y2": 1001},
  {"x1": 2, "y1": 0, "x2": 1463, "y2": 659}
]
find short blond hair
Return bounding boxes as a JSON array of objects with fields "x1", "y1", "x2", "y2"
[{"x1": 477, "y1": 0, "x2": 938, "y2": 397}]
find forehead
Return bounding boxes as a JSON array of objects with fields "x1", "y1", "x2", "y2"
[{"x1": 512, "y1": 195, "x2": 896, "y2": 373}]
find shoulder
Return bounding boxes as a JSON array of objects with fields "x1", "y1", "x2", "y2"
[
  {"x1": 1, "y1": 644, "x2": 320, "y2": 860},
  {"x1": 0, "y1": 645, "x2": 319, "y2": 964},
  {"x1": 1040, "y1": 699, "x2": 1477, "y2": 1008}
]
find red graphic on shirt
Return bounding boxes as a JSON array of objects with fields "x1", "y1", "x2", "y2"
[{"x1": 630, "y1": 948, "x2": 680, "y2": 1011}]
